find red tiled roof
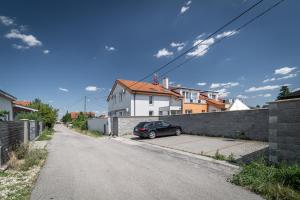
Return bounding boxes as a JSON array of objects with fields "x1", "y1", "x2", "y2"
[
  {"x1": 13, "y1": 101, "x2": 31, "y2": 107},
  {"x1": 199, "y1": 94, "x2": 225, "y2": 109},
  {"x1": 108, "y1": 79, "x2": 181, "y2": 101},
  {"x1": 70, "y1": 112, "x2": 95, "y2": 119}
]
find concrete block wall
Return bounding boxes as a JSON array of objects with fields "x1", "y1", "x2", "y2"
[
  {"x1": 160, "y1": 109, "x2": 269, "y2": 141},
  {"x1": 269, "y1": 98, "x2": 300, "y2": 164},
  {"x1": 88, "y1": 118, "x2": 111, "y2": 134},
  {"x1": 114, "y1": 116, "x2": 159, "y2": 136}
]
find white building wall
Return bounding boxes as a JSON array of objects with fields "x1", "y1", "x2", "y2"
[
  {"x1": 0, "y1": 96, "x2": 13, "y2": 120},
  {"x1": 87, "y1": 118, "x2": 111, "y2": 134},
  {"x1": 132, "y1": 95, "x2": 170, "y2": 116},
  {"x1": 108, "y1": 84, "x2": 131, "y2": 116},
  {"x1": 208, "y1": 105, "x2": 221, "y2": 112}
]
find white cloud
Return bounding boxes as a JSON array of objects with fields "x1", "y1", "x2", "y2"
[
  {"x1": 0, "y1": 16, "x2": 14, "y2": 26},
  {"x1": 292, "y1": 88, "x2": 300, "y2": 92},
  {"x1": 154, "y1": 48, "x2": 173, "y2": 58},
  {"x1": 263, "y1": 77, "x2": 276, "y2": 83},
  {"x1": 187, "y1": 38, "x2": 215, "y2": 57},
  {"x1": 12, "y1": 44, "x2": 29, "y2": 50},
  {"x1": 216, "y1": 30, "x2": 238, "y2": 39},
  {"x1": 180, "y1": 1, "x2": 192, "y2": 14},
  {"x1": 105, "y1": 45, "x2": 116, "y2": 51},
  {"x1": 59, "y1": 87, "x2": 69, "y2": 92},
  {"x1": 43, "y1": 49, "x2": 50, "y2": 54},
  {"x1": 85, "y1": 86, "x2": 99, "y2": 92},
  {"x1": 277, "y1": 73, "x2": 297, "y2": 80},
  {"x1": 170, "y1": 42, "x2": 185, "y2": 51},
  {"x1": 275, "y1": 66, "x2": 297, "y2": 75},
  {"x1": 210, "y1": 82, "x2": 239, "y2": 89},
  {"x1": 245, "y1": 85, "x2": 280, "y2": 92},
  {"x1": 215, "y1": 88, "x2": 230, "y2": 98},
  {"x1": 197, "y1": 82, "x2": 206, "y2": 86},
  {"x1": 5, "y1": 29, "x2": 42, "y2": 47},
  {"x1": 237, "y1": 94, "x2": 248, "y2": 99}
]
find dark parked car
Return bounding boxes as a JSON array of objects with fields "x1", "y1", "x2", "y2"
[{"x1": 133, "y1": 121, "x2": 182, "y2": 139}]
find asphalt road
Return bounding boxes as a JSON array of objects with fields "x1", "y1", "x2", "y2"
[{"x1": 31, "y1": 125, "x2": 262, "y2": 200}]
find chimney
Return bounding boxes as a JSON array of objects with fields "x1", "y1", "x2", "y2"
[{"x1": 162, "y1": 77, "x2": 169, "y2": 89}]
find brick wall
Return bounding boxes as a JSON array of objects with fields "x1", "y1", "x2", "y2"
[
  {"x1": 159, "y1": 109, "x2": 269, "y2": 141},
  {"x1": 269, "y1": 98, "x2": 300, "y2": 164},
  {"x1": 0, "y1": 121, "x2": 24, "y2": 165}
]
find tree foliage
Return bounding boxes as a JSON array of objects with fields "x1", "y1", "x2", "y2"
[
  {"x1": 277, "y1": 86, "x2": 290, "y2": 100},
  {"x1": 72, "y1": 112, "x2": 87, "y2": 130},
  {"x1": 15, "y1": 98, "x2": 58, "y2": 128},
  {"x1": 61, "y1": 111, "x2": 72, "y2": 124}
]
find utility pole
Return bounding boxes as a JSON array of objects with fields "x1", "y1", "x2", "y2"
[{"x1": 84, "y1": 96, "x2": 87, "y2": 113}]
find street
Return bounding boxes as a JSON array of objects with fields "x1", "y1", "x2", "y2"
[{"x1": 31, "y1": 125, "x2": 262, "y2": 200}]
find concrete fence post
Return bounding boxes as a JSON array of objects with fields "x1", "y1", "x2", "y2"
[
  {"x1": 39, "y1": 121, "x2": 43, "y2": 135},
  {"x1": 21, "y1": 119, "x2": 29, "y2": 144}
]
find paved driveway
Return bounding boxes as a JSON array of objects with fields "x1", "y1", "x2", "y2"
[
  {"x1": 31, "y1": 125, "x2": 262, "y2": 200},
  {"x1": 125, "y1": 134, "x2": 268, "y2": 160}
]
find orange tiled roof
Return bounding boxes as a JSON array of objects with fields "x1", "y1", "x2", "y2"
[
  {"x1": 70, "y1": 112, "x2": 95, "y2": 119},
  {"x1": 109, "y1": 79, "x2": 181, "y2": 100},
  {"x1": 199, "y1": 94, "x2": 225, "y2": 109},
  {"x1": 13, "y1": 100, "x2": 31, "y2": 107}
]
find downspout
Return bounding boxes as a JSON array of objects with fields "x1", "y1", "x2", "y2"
[{"x1": 133, "y1": 93, "x2": 136, "y2": 116}]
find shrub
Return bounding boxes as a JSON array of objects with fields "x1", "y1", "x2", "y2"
[
  {"x1": 231, "y1": 160, "x2": 300, "y2": 200},
  {"x1": 227, "y1": 153, "x2": 235, "y2": 162},
  {"x1": 37, "y1": 128, "x2": 53, "y2": 141},
  {"x1": 21, "y1": 149, "x2": 48, "y2": 171},
  {"x1": 72, "y1": 112, "x2": 87, "y2": 130},
  {"x1": 7, "y1": 152, "x2": 22, "y2": 170},
  {"x1": 15, "y1": 144, "x2": 29, "y2": 160}
]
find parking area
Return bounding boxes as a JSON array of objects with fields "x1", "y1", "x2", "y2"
[{"x1": 124, "y1": 134, "x2": 268, "y2": 161}]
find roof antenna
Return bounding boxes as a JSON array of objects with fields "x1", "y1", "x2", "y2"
[{"x1": 152, "y1": 73, "x2": 159, "y2": 85}]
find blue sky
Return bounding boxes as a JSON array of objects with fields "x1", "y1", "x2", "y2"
[{"x1": 1, "y1": 0, "x2": 299, "y2": 117}]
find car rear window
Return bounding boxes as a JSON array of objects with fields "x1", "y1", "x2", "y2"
[{"x1": 136, "y1": 122, "x2": 150, "y2": 128}]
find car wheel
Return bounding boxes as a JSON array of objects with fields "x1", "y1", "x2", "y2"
[
  {"x1": 175, "y1": 129, "x2": 181, "y2": 136},
  {"x1": 149, "y1": 131, "x2": 156, "y2": 139}
]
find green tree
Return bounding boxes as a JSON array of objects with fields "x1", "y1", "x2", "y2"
[
  {"x1": 72, "y1": 112, "x2": 87, "y2": 130},
  {"x1": 15, "y1": 98, "x2": 58, "y2": 128},
  {"x1": 277, "y1": 86, "x2": 290, "y2": 100},
  {"x1": 61, "y1": 111, "x2": 72, "y2": 124}
]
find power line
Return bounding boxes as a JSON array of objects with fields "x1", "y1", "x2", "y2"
[
  {"x1": 158, "y1": 0, "x2": 286, "y2": 80},
  {"x1": 128, "y1": 0, "x2": 265, "y2": 89}
]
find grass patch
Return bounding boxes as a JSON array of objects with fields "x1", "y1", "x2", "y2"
[
  {"x1": 20, "y1": 149, "x2": 48, "y2": 171},
  {"x1": 0, "y1": 146, "x2": 48, "y2": 200},
  {"x1": 36, "y1": 129, "x2": 53, "y2": 141},
  {"x1": 231, "y1": 160, "x2": 300, "y2": 200}
]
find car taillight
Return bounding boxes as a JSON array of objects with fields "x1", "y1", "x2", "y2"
[{"x1": 139, "y1": 128, "x2": 147, "y2": 131}]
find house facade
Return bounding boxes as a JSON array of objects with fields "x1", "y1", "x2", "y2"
[
  {"x1": 107, "y1": 79, "x2": 182, "y2": 117},
  {"x1": 0, "y1": 89, "x2": 17, "y2": 121},
  {"x1": 171, "y1": 86, "x2": 226, "y2": 114}
]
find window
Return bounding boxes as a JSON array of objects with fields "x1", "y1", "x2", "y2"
[
  {"x1": 119, "y1": 92, "x2": 123, "y2": 102},
  {"x1": 202, "y1": 110, "x2": 205, "y2": 113},
  {"x1": 113, "y1": 95, "x2": 116, "y2": 104},
  {"x1": 149, "y1": 111, "x2": 153, "y2": 116},
  {"x1": 159, "y1": 111, "x2": 163, "y2": 116},
  {"x1": 185, "y1": 109, "x2": 192, "y2": 114},
  {"x1": 149, "y1": 96, "x2": 153, "y2": 105}
]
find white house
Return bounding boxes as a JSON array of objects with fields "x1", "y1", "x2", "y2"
[
  {"x1": 228, "y1": 99, "x2": 250, "y2": 111},
  {"x1": 0, "y1": 89, "x2": 17, "y2": 121},
  {"x1": 107, "y1": 79, "x2": 182, "y2": 117}
]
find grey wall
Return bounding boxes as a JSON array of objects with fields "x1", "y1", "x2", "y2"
[
  {"x1": 0, "y1": 121, "x2": 24, "y2": 165},
  {"x1": 114, "y1": 116, "x2": 159, "y2": 136},
  {"x1": 88, "y1": 118, "x2": 111, "y2": 134},
  {"x1": 269, "y1": 98, "x2": 300, "y2": 164},
  {"x1": 159, "y1": 109, "x2": 269, "y2": 141}
]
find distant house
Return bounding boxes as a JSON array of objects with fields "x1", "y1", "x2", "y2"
[
  {"x1": 70, "y1": 112, "x2": 95, "y2": 120},
  {"x1": 0, "y1": 89, "x2": 17, "y2": 121},
  {"x1": 13, "y1": 101, "x2": 38, "y2": 118},
  {"x1": 170, "y1": 86, "x2": 226, "y2": 114},
  {"x1": 107, "y1": 78, "x2": 182, "y2": 117},
  {"x1": 279, "y1": 90, "x2": 300, "y2": 100},
  {"x1": 227, "y1": 99, "x2": 250, "y2": 111}
]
